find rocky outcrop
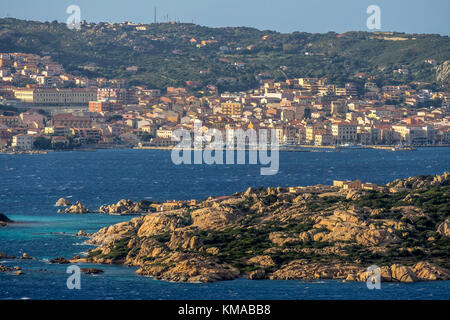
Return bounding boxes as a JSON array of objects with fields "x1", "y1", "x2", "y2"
[
  {"x1": 247, "y1": 255, "x2": 275, "y2": 268},
  {"x1": 56, "y1": 198, "x2": 150, "y2": 215},
  {"x1": 0, "y1": 253, "x2": 34, "y2": 263},
  {"x1": 249, "y1": 269, "x2": 266, "y2": 280},
  {"x1": 436, "y1": 60, "x2": 450, "y2": 83},
  {"x1": 205, "y1": 247, "x2": 220, "y2": 255},
  {"x1": 389, "y1": 172, "x2": 450, "y2": 190},
  {"x1": 269, "y1": 232, "x2": 299, "y2": 246},
  {"x1": 393, "y1": 206, "x2": 426, "y2": 222},
  {"x1": 412, "y1": 262, "x2": 450, "y2": 281},
  {"x1": 244, "y1": 187, "x2": 253, "y2": 197},
  {"x1": 312, "y1": 209, "x2": 399, "y2": 246},
  {"x1": 437, "y1": 219, "x2": 450, "y2": 237},
  {"x1": 20, "y1": 253, "x2": 32, "y2": 260},
  {"x1": 390, "y1": 264, "x2": 418, "y2": 282},
  {"x1": 87, "y1": 218, "x2": 144, "y2": 246},
  {"x1": 168, "y1": 231, "x2": 203, "y2": 251},
  {"x1": 70, "y1": 172, "x2": 450, "y2": 283},
  {"x1": 0, "y1": 265, "x2": 22, "y2": 275},
  {"x1": 49, "y1": 257, "x2": 70, "y2": 264},
  {"x1": 0, "y1": 213, "x2": 12, "y2": 223},
  {"x1": 81, "y1": 268, "x2": 104, "y2": 275},
  {"x1": 346, "y1": 190, "x2": 362, "y2": 200},
  {"x1": 63, "y1": 202, "x2": 90, "y2": 214},
  {"x1": 270, "y1": 260, "x2": 363, "y2": 280},
  {"x1": 432, "y1": 172, "x2": 450, "y2": 185},
  {"x1": 98, "y1": 199, "x2": 147, "y2": 215},
  {"x1": 0, "y1": 213, "x2": 13, "y2": 227},
  {"x1": 136, "y1": 252, "x2": 240, "y2": 283},
  {"x1": 0, "y1": 252, "x2": 16, "y2": 259},
  {"x1": 137, "y1": 212, "x2": 188, "y2": 237},
  {"x1": 55, "y1": 198, "x2": 71, "y2": 207},
  {"x1": 353, "y1": 262, "x2": 450, "y2": 283},
  {"x1": 355, "y1": 229, "x2": 398, "y2": 246},
  {"x1": 190, "y1": 205, "x2": 241, "y2": 230},
  {"x1": 0, "y1": 265, "x2": 12, "y2": 272}
]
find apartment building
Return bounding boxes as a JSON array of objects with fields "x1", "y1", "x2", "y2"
[
  {"x1": 51, "y1": 114, "x2": 92, "y2": 128},
  {"x1": 71, "y1": 128, "x2": 103, "y2": 143},
  {"x1": 331, "y1": 100, "x2": 348, "y2": 117},
  {"x1": 89, "y1": 100, "x2": 122, "y2": 113},
  {"x1": 305, "y1": 125, "x2": 318, "y2": 143},
  {"x1": 12, "y1": 134, "x2": 35, "y2": 150},
  {"x1": 221, "y1": 101, "x2": 243, "y2": 117},
  {"x1": 331, "y1": 122, "x2": 357, "y2": 143},
  {"x1": 14, "y1": 88, "x2": 97, "y2": 105},
  {"x1": 314, "y1": 131, "x2": 333, "y2": 146},
  {"x1": 392, "y1": 125, "x2": 429, "y2": 145},
  {"x1": 156, "y1": 127, "x2": 175, "y2": 139},
  {"x1": 44, "y1": 126, "x2": 72, "y2": 136}
]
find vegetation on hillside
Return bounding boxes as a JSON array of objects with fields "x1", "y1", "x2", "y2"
[{"x1": 1, "y1": 18, "x2": 449, "y2": 92}]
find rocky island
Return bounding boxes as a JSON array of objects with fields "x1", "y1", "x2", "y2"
[
  {"x1": 56, "y1": 198, "x2": 154, "y2": 215},
  {"x1": 70, "y1": 173, "x2": 450, "y2": 283},
  {"x1": 0, "y1": 213, "x2": 13, "y2": 227}
]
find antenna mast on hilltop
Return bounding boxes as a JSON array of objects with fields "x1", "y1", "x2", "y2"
[{"x1": 154, "y1": 7, "x2": 157, "y2": 23}]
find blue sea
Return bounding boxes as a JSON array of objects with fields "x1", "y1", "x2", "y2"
[{"x1": 0, "y1": 148, "x2": 450, "y2": 300}]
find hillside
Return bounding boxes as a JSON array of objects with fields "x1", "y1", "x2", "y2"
[
  {"x1": 68, "y1": 173, "x2": 450, "y2": 283},
  {"x1": 1, "y1": 18, "x2": 449, "y2": 92}
]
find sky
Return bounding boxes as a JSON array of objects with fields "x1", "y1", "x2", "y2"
[{"x1": 1, "y1": 0, "x2": 449, "y2": 35}]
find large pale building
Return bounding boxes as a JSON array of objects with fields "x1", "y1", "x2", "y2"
[
  {"x1": 14, "y1": 88, "x2": 97, "y2": 105},
  {"x1": 305, "y1": 125, "x2": 316, "y2": 143},
  {"x1": 89, "y1": 100, "x2": 122, "y2": 113},
  {"x1": 12, "y1": 134, "x2": 35, "y2": 150},
  {"x1": 51, "y1": 114, "x2": 92, "y2": 128},
  {"x1": 156, "y1": 127, "x2": 175, "y2": 139},
  {"x1": 331, "y1": 122, "x2": 357, "y2": 143},
  {"x1": 392, "y1": 125, "x2": 429, "y2": 145}
]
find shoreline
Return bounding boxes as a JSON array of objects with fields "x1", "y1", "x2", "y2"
[
  {"x1": 64, "y1": 172, "x2": 450, "y2": 284},
  {"x1": 1, "y1": 144, "x2": 450, "y2": 155}
]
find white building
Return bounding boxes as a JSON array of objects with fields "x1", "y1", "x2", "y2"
[
  {"x1": 392, "y1": 125, "x2": 429, "y2": 145},
  {"x1": 156, "y1": 128, "x2": 174, "y2": 139},
  {"x1": 12, "y1": 134, "x2": 35, "y2": 150},
  {"x1": 331, "y1": 122, "x2": 357, "y2": 143}
]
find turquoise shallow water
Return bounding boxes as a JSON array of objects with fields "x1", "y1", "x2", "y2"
[{"x1": 0, "y1": 148, "x2": 449, "y2": 299}]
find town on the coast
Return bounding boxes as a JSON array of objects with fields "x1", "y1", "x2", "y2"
[{"x1": 0, "y1": 49, "x2": 449, "y2": 153}]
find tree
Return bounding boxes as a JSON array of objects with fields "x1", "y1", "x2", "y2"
[
  {"x1": 106, "y1": 115, "x2": 123, "y2": 123},
  {"x1": 141, "y1": 132, "x2": 153, "y2": 142},
  {"x1": 33, "y1": 137, "x2": 52, "y2": 150}
]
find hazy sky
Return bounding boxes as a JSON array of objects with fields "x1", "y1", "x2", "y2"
[{"x1": 1, "y1": 0, "x2": 449, "y2": 35}]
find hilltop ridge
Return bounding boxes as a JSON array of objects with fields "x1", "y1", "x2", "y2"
[{"x1": 1, "y1": 18, "x2": 449, "y2": 91}]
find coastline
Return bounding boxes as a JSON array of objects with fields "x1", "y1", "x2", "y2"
[
  {"x1": 3, "y1": 144, "x2": 450, "y2": 155},
  {"x1": 1, "y1": 144, "x2": 449, "y2": 155},
  {"x1": 62, "y1": 172, "x2": 450, "y2": 284}
]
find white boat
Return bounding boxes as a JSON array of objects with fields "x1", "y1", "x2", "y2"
[
  {"x1": 391, "y1": 144, "x2": 417, "y2": 151},
  {"x1": 339, "y1": 143, "x2": 364, "y2": 149}
]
